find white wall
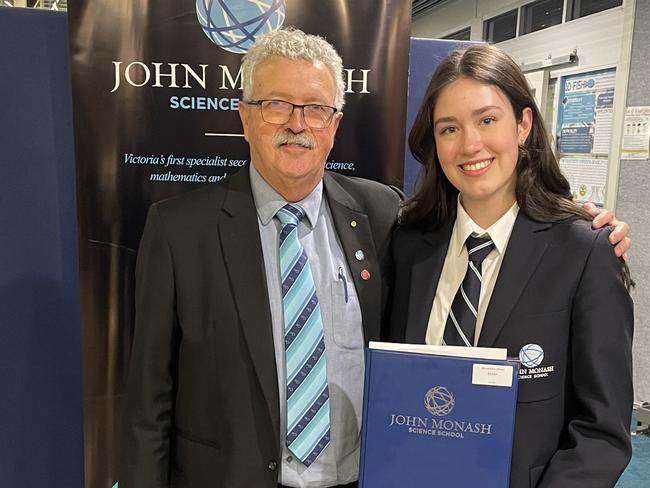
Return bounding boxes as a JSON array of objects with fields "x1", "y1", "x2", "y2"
[{"x1": 412, "y1": 0, "x2": 625, "y2": 76}]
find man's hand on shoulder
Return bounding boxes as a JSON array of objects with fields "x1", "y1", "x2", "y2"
[{"x1": 582, "y1": 202, "x2": 631, "y2": 259}]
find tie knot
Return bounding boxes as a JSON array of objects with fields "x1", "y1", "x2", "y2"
[
  {"x1": 466, "y1": 235, "x2": 494, "y2": 265},
  {"x1": 276, "y1": 203, "x2": 305, "y2": 227}
]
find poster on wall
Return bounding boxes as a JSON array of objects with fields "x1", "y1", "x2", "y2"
[
  {"x1": 556, "y1": 68, "x2": 616, "y2": 155},
  {"x1": 66, "y1": 1, "x2": 411, "y2": 486},
  {"x1": 622, "y1": 106, "x2": 650, "y2": 160},
  {"x1": 559, "y1": 157, "x2": 608, "y2": 205},
  {"x1": 555, "y1": 68, "x2": 616, "y2": 207}
]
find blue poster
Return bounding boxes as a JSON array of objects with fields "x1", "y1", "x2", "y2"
[
  {"x1": 556, "y1": 68, "x2": 616, "y2": 155},
  {"x1": 559, "y1": 126, "x2": 593, "y2": 153},
  {"x1": 560, "y1": 94, "x2": 595, "y2": 124}
]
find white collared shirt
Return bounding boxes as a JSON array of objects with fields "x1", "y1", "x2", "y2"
[{"x1": 425, "y1": 198, "x2": 519, "y2": 346}]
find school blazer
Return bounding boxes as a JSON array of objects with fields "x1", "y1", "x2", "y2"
[
  {"x1": 387, "y1": 213, "x2": 633, "y2": 488},
  {"x1": 120, "y1": 166, "x2": 401, "y2": 488}
]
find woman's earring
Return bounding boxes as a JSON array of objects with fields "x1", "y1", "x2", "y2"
[{"x1": 518, "y1": 137, "x2": 527, "y2": 157}]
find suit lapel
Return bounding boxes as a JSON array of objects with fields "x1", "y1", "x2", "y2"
[
  {"x1": 405, "y1": 223, "x2": 453, "y2": 344},
  {"x1": 323, "y1": 173, "x2": 382, "y2": 342},
  {"x1": 478, "y1": 213, "x2": 551, "y2": 347},
  {"x1": 217, "y1": 168, "x2": 280, "y2": 440}
]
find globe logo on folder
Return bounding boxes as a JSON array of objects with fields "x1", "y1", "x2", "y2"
[
  {"x1": 519, "y1": 343, "x2": 544, "y2": 368},
  {"x1": 196, "y1": 0, "x2": 286, "y2": 54},
  {"x1": 424, "y1": 386, "x2": 455, "y2": 416}
]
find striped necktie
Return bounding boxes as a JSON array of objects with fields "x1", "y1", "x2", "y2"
[
  {"x1": 276, "y1": 203, "x2": 330, "y2": 466},
  {"x1": 443, "y1": 235, "x2": 494, "y2": 347}
]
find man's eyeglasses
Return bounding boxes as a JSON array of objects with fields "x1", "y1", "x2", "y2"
[{"x1": 244, "y1": 99, "x2": 338, "y2": 129}]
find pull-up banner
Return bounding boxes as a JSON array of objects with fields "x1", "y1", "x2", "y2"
[{"x1": 67, "y1": 1, "x2": 411, "y2": 486}]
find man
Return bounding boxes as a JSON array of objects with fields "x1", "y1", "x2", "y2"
[
  {"x1": 120, "y1": 28, "x2": 629, "y2": 488},
  {"x1": 120, "y1": 28, "x2": 400, "y2": 488}
]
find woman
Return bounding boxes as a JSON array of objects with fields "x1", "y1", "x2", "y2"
[{"x1": 387, "y1": 44, "x2": 633, "y2": 488}]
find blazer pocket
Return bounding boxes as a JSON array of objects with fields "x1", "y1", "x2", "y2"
[
  {"x1": 172, "y1": 430, "x2": 222, "y2": 487},
  {"x1": 517, "y1": 376, "x2": 563, "y2": 403},
  {"x1": 174, "y1": 428, "x2": 221, "y2": 451},
  {"x1": 529, "y1": 463, "x2": 547, "y2": 487}
]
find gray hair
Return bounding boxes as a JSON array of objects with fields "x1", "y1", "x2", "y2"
[{"x1": 241, "y1": 27, "x2": 346, "y2": 110}]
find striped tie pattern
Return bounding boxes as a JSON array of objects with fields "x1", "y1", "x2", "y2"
[
  {"x1": 443, "y1": 235, "x2": 494, "y2": 347},
  {"x1": 276, "y1": 204, "x2": 330, "y2": 466}
]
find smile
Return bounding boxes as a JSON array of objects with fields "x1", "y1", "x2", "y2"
[{"x1": 460, "y1": 159, "x2": 493, "y2": 172}]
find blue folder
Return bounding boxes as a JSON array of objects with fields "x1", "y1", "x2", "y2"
[{"x1": 359, "y1": 347, "x2": 519, "y2": 487}]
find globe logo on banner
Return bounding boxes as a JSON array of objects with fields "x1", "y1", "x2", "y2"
[
  {"x1": 196, "y1": 0, "x2": 286, "y2": 54},
  {"x1": 519, "y1": 343, "x2": 544, "y2": 368},
  {"x1": 424, "y1": 386, "x2": 455, "y2": 417}
]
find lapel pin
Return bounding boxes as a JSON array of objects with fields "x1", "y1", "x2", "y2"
[
  {"x1": 350, "y1": 220, "x2": 357, "y2": 228},
  {"x1": 355, "y1": 250, "x2": 365, "y2": 261},
  {"x1": 360, "y1": 269, "x2": 370, "y2": 281}
]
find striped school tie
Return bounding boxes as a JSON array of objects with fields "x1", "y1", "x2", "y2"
[
  {"x1": 276, "y1": 203, "x2": 330, "y2": 466},
  {"x1": 443, "y1": 235, "x2": 494, "y2": 347}
]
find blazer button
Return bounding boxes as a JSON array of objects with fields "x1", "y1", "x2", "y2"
[{"x1": 268, "y1": 459, "x2": 278, "y2": 471}]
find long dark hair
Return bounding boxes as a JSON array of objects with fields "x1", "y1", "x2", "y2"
[{"x1": 403, "y1": 44, "x2": 632, "y2": 287}]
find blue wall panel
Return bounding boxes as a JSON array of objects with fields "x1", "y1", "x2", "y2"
[
  {"x1": 0, "y1": 7, "x2": 84, "y2": 487},
  {"x1": 403, "y1": 38, "x2": 475, "y2": 196}
]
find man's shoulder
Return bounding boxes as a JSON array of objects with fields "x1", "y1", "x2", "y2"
[
  {"x1": 324, "y1": 172, "x2": 402, "y2": 230},
  {"x1": 147, "y1": 174, "x2": 238, "y2": 228},
  {"x1": 153, "y1": 183, "x2": 223, "y2": 214},
  {"x1": 324, "y1": 171, "x2": 403, "y2": 206}
]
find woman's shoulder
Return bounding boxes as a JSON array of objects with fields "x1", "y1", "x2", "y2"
[
  {"x1": 545, "y1": 217, "x2": 624, "y2": 277},
  {"x1": 394, "y1": 219, "x2": 452, "y2": 241},
  {"x1": 391, "y1": 220, "x2": 454, "y2": 263},
  {"x1": 549, "y1": 216, "x2": 612, "y2": 248}
]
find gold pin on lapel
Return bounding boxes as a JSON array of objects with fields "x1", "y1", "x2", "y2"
[{"x1": 350, "y1": 220, "x2": 357, "y2": 228}]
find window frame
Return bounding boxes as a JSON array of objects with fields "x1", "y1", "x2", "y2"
[
  {"x1": 442, "y1": 26, "x2": 472, "y2": 41},
  {"x1": 520, "y1": 0, "x2": 565, "y2": 36},
  {"x1": 566, "y1": 0, "x2": 624, "y2": 22},
  {"x1": 483, "y1": 8, "x2": 519, "y2": 43}
]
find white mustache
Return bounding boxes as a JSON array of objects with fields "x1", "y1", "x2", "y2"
[{"x1": 272, "y1": 131, "x2": 316, "y2": 149}]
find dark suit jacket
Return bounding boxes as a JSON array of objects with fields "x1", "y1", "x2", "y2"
[
  {"x1": 120, "y1": 166, "x2": 401, "y2": 488},
  {"x1": 387, "y1": 213, "x2": 633, "y2": 488}
]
